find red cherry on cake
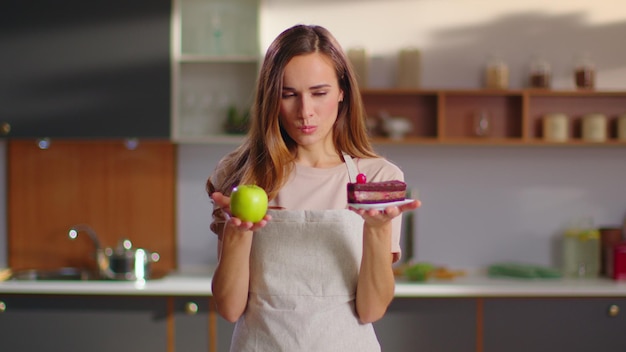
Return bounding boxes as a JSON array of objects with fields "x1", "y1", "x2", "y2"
[{"x1": 356, "y1": 173, "x2": 367, "y2": 184}]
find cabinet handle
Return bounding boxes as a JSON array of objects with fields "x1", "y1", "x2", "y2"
[
  {"x1": 37, "y1": 138, "x2": 51, "y2": 149},
  {"x1": 0, "y1": 122, "x2": 10, "y2": 135},
  {"x1": 0, "y1": 301, "x2": 6, "y2": 313},
  {"x1": 608, "y1": 304, "x2": 620, "y2": 317},
  {"x1": 185, "y1": 302, "x2": 198, "y2": 315}
]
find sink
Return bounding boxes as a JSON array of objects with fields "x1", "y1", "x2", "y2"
[{"x1": 8, "y1": 267, "x2": 101, "y2": 281}]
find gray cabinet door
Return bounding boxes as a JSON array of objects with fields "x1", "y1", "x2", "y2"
[
  {"x1": 0, "y1": 0, "x2": 171, "y2": 138},
  {"x1": 483, "y1": 298, "x2": 626, "y2": 352},
  {"x1": 174, "y1": 297, "x2": 210, "y2": 352},
  {"x1": 374, "y1": 298, "x2": 478, "y2": 352},
  {"x1": 0, "y1": 295, "x2": 168, "y2": 352},
  {"x1": 173, "y1": 297, "x2": 235, "y2": 352}
]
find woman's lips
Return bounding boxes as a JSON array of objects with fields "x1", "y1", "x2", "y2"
[{"x1": 299, "y1": 125, "x2": 317, "y2": 134}]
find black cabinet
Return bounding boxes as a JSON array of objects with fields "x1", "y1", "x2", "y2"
[
  {"x1": 483, "y1": 298, "x2": 626, "y2": 352},
  {"x1": 0, "y1": 295, "x2": 168, "y2": 352},
  {"x1": 0, "y1": 0, "x2": 171, "y2": 138},
  {"x1": 374, "y1": 297, "x2": 477, "y2": 352}
]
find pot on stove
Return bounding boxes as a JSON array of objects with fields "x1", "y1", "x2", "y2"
[{"x1": 69, "y1": 224, "x2": 160, "y2": 281}]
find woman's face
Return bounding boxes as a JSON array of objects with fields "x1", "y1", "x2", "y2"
[{"x1": 279, "y1": 52, "x2": 344, "y2": 150}]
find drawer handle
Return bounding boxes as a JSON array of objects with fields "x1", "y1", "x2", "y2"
[
  {"x1": 185, "y1": 302, "x2": 198, "y2": 315},
  {"x1": 608, "y1": 304, "x2": 620, "y2": 317}
]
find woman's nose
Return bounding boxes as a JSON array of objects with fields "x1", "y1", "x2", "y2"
[{"x1": 299, "y1": 95, "x2": 314, "y2": 118}]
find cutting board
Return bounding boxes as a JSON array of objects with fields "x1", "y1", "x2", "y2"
[{"x1": 7, "y1": 139, "x2": 177, "y2": 274}]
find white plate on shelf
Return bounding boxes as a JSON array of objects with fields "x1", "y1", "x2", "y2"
[{"x1": 347, "y1": 199, "x2": 416, "y2": 211}]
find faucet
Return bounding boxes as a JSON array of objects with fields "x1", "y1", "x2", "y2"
[{"x1": 68, "y1": 224, "x2": 102, "y2": 252}]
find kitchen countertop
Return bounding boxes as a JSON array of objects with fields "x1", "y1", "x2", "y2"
[{"x1": 1, "y1": 267, "x2": 626, "y2": 297}]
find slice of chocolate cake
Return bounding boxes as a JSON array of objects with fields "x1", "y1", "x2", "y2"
[{"x1": 347, "y1": 179, "x2": 407, "y2": 204}]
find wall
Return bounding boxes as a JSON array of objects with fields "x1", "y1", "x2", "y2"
[
  {"x1": 176, "y1": 0, "x2": 626, "y2": 270},
  {"x1": 261, "y1": 0, "x2": 626, "y2": 90}
]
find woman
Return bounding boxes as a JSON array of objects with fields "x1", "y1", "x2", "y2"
[{"x1": 207, "y1": 24, "x2": 420, "y2": 351}]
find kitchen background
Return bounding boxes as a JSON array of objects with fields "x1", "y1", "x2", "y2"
[{"x1": 1, "y1": 0, "x2": 626, "y2": 272}]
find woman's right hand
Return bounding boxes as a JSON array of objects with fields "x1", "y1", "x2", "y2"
[{"x1": 211, "y1": 192, "x2": 271, "y2": 231}]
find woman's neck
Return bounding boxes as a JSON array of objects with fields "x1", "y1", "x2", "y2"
[{"x1": 295, "y1": 147, "x2": 342, "y2": 169}]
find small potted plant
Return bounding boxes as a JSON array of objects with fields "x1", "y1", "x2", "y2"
[{"x1": 224, "y1": 105, "x2": 250, "y2": 135}]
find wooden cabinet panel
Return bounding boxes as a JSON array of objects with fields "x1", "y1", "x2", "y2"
[{"x1": 7, "y1": 139, "x2": 176, "y2": 274}]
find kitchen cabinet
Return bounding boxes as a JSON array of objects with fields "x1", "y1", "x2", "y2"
[
  {"x1": 173, "y1": 297, "x2": 235, "y2": 352},
  {"x1": 174, "y1": 297, "x2": 211, "y2": 351},
  {"x1": 483, "y1": 297, "x2": 626, "y2": 352},
  {"x1": 0, "y1": 0, "x2": 171, "y2": 138},
  {"x1": 172, "y1": 0, "x2": 259, "y2": 143},
  {"x1": 362, "y1": 89, "x2": 626, "y2": 145},
  {"x1": 374, "y1": 297, "x2": 478, "y2": 352},
  {"x1": 0, "y1": 294, "x2": 236, "y2": 352},
  {"x1": 0, "y1": 295, "x2": 168, "y2": 352}
]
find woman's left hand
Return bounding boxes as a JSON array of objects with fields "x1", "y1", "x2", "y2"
[{"x1": 348, "y1": 199, "x2": 421, "y2": 226}]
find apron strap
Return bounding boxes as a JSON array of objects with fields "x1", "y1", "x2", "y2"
[{"x1": 342, "y1": 153, "x2": 358, "y2": 183}]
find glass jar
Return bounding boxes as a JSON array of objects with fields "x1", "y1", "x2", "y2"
[
  {"x1": 562, "y1": 218, "x2": 601, "y2": 278},
  {"x1": 485, "y1": 55, "x2": 509, "y2": 89},
  {"x1": 473, "y1": 110, "x2": 491, "y2": 137},
  {"x1": 529, "y1": 57, "x2": 551, "y2": 89},
  {"x1": 574, "y1": 54, "x2": 595, "y2": 90}
]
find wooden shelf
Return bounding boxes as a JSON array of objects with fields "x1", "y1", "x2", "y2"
[{"x1": 361, "y1": 89, "x2": 626, "y2": 145}]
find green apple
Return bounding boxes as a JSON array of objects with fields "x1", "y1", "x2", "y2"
[{"x1": 230, "y1": 184, "x2": 268, "y2": 223}]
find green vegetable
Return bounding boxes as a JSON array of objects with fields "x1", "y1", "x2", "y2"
[{"x1": 405, "y1": 262, "x2": 435, "y2": 282}]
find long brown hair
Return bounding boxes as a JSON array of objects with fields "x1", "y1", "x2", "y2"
[{"x1": 207, "y1": 24, "x2": 377, "y2": 202}]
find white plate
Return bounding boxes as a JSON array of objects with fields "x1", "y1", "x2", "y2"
[{"x1": 347, "y1": 199, "x2": 415, "y2": 210}]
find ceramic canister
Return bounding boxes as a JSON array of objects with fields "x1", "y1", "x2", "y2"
[
  {"x1": 582, "y1": 113, "x2": 607, "y2": 142},
  {"x1": 543, "y1": 113, "x2": 569, "y2": 142},
  {"x1": 397, "y1": 48, "x2": 421, "y2": 88}
]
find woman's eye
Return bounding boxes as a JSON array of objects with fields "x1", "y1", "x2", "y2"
[
  {"x1": 281, "y1": 92, "x2": 296, "y2": 98},
  {"x1": 313, "y1": 91, "x2": 328, "y2": 96}
]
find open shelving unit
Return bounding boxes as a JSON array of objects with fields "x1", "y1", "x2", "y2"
[
  {"x1": 362, "y1": 89, "x2": 626, "y2": 146},
  {"x1": 171, "y1": 0, "x2": 259, "y2": 143}
]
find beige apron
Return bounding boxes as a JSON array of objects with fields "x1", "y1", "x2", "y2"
[{"x1": 230, "y1": 155, "x2": 381, "y2": 352}]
